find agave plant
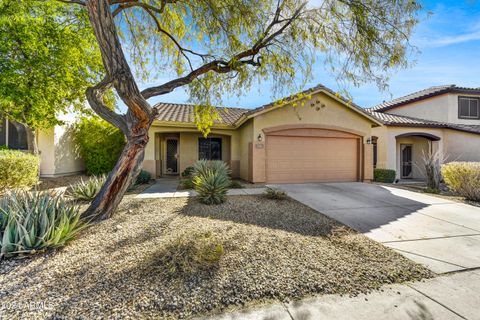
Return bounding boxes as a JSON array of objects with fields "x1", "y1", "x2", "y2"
[
  {"x1": 69, "y1": 175, "x2": 106, "y2": 201},
  {"x1": 193, "y1": 160, "x2": 231, "y2": 205},
  {"x1": 0, "y1": 191, "x2": 85, "y2": 258}
]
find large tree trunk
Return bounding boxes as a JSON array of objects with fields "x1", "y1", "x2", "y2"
[
  {"x1": 83, "y1": 0, "x2": 155, "y2": 220},
  {"x1": 25, "y1": 126, "x2": 38, "y2": 155},
  {"x1": 82, "y1": 132, "x2": 149, "y2": 220}
]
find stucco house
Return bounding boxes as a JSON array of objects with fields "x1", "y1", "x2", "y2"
[
  {"x1": 142, "y1": 85, "x2": 382, "y2": 183},
  {"x1": 367, "y1": 85, "x2": 480, "y2": 180},
  {"x1": 0, "y1": 116, "x2": 84, "y2": 177}
]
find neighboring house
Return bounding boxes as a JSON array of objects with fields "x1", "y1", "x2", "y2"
[
  {"x1": 367, "y1": 85, "x2": 480, "y2": 180},
  {"x1": 0, "y1": 116, "x2": 84, "y2": 178},
  {"x1": 142, "y1": 85, "x2": 381, "y2": 183}
]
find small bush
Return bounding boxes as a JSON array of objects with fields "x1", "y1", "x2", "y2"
[
  {"x1": 442, "y1": 162, "x2": 480, "y2": 201},
  {"x1": 178, "y1": 178, "x2": 194, "y2": 190},
  {"x1": 193, "y1": 160, "x2": 231, "y2": 205},
  {"x1": 73, "y1": 117, "x2": 126, "y2": 175},
  {"x1": 229, "y1": 180, "x2": 244, "y2": 189},
  {"x1": 181, "y1": 166, "x2": 195, "y2": 178},
  {"x1": 157, "y1": 231, "x2": 224, "y2": 276},
  {"x1": 0, "y1": 150, "x2": 39, "y2": 192},
  {"x1": 374, "y1": 169, "x2": 396, "y2": 183},
  {"x1": 263, "y1": 187, "x2": 287, "y2": 200},
  {"x1": 135, "y1": 170, "x2": 151, "y2": 185},
  {"x1": 0, "y1": 145, "x2": 8, "y2": 150},
  {"x1": 424, "y1": 187, "x2": 440, "y2": 194},
  {"x1": 0, "y1": 191, "x2": 85, "y2": 258},
  {"x1": 69, "y1": 175, "x2": 106, "y2": 201}
]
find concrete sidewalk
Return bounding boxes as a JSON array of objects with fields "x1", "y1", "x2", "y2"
[
  {"x1": 201, "y1": 270, "x2": 480, "y2": 320},
  {"x1": 276, "y1": 183, "x2": 480, "y2": 274},
  {"x1": 136, "y1": 179, "x2": 266, "y2": 199}
]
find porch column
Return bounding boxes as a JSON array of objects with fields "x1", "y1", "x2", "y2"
[{"x1": 387, "y1": 133, "x2": 398, "y2": 178}]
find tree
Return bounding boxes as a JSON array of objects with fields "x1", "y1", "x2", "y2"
[
  {"x1": 0, "y1": 0, "x2": 104, "y2": 154},
  {"x1": 55, "y1": 0, "x2": 420, "y2": 220}
]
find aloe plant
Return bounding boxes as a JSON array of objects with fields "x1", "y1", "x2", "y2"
[
  {"x1": 0, "y1": 191, "x2": 85, "y2": 258},
  {"x1": 69, "y1": 175, "x2": 106, "y2": 201}
]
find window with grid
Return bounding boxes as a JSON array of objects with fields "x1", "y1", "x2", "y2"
[
  {"x1": 198, "y1": 138, "x2": 222, "y2": 160},
  {"x1": 458, "y1": 97, "x2": 480, "y2": 119}
]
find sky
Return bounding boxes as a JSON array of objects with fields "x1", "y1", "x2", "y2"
[{"x1": 137, "y1": 0, "x2": 480, "y2": 110}]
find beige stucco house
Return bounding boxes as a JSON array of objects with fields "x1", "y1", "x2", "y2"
[
  {"x1": 368, "y1": 85, "x2": 480, "y2": 180},
  {"x1": 0, "y1": 117, "x2": 84, "y2": 177},
  {"x1": 142, "y1": 85, "x2": 381, "y2": 183}
]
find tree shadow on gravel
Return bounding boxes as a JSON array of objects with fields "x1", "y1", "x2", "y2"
[{"x1": 177, "y1": 195, "x2": 341, "y2": 237}]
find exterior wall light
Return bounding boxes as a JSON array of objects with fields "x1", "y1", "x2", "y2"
[{"x1": 257, "y1": 133, "x2": 263, "y2": 142}]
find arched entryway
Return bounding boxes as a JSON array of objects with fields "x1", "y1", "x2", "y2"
[{"x1": 395, "y1": 132, "x2": 441, "y2": 180}]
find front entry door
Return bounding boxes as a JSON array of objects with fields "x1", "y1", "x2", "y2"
[
  {"x1": 165, "y1": 138, "x2": 178, "y2": 174},
  {"x1": 400, "y1": 144, "x2": 413, "y2": 179}
]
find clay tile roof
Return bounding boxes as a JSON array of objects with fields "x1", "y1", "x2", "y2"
[
  {"x1": 154, "y1": 103, "x2": 249, "y2": 126},
  {"x1": 368, "y1": 85, "x2": 480, "y2": 112},
  {"x1": 368, "y1": 111, "x2": 480, "y2": 135}
]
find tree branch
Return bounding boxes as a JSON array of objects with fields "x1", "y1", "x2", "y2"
[
  {"x1": 86, "y1": 77, "x2": 129, "y2": 136},
  {"x1": 56, "y1": 0, "x2": 86, "y2": 5}
]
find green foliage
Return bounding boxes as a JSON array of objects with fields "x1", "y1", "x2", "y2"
[
  {"x1": 442, "y1": 162, "x2": 480, "y2": 201},
  {"x1": 182, "y1": 166, "x2": 195, "y2": 178},
  {"x1": 374, "y1": 169, "x2": 396, "y2": 183},
  {"x1": 0, "y1": 191, "x2": 85, "y2": 258},
  {"x1": 229, "y1": 180, "x2": 244, "y2": 189},
  {"x1": 424, "y1": 187, "x2": 440, "y2": 194},
  {"x1": 0, "y1": 145, "x2": 8, "y2": 150},
  {"x1": 179, "y1": 178, "x2": 195, "y2": 190},
  {"x1": 0, "y1": 0, "x2": 104, "y2": 130},
  {"x1": 135, "y1": 170, "x2": 151, "y2": 185},
  {"x1": 157, "y1": 231, "x2": 224, "y2": 276},
  {"x1": 69, "y1": 175, "x2": 106, "y2": 201},
  {"x1": 113, "y1": 0, "x2": 420, "y2": 135},
  {"x1": 263, "y1": 187, "x2": 288, "y2": 200},
  {"x1": 193, "y1": 160, "x2": 231, "y2": 205},
  {"x1": 0, "y1": 150, "x2": 39, "y2": 192},
  {"x1": 73, "y1": 117, "x2": 126, "y2": 175}
]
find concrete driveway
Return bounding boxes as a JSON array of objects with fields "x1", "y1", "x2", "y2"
[{"x1": 274, "y1": 182, "x2": 480, "y2": 274}]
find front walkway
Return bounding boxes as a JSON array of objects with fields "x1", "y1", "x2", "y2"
[
  {"x1": 201, "y1": 270, "x2": 479, "y2": 320},
  {"x1": 276, "y1": 182, "x2": 480, "y2": 274},
  {"x1": 136, "y1": 178, "x2": 266, "y2": 199}
]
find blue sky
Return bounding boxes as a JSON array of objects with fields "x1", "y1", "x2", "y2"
[{"x1": 139, "y1": 0, "x2": 480, "y2": 110}]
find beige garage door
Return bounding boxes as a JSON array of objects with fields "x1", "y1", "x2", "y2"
[{"x1": 266, "y1": 134, "x2": 359, "y2": 183}]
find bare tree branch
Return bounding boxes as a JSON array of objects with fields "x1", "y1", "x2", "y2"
[
  {"x1": 56, "y1": 0, "x2": 86, "y2": 5},
  {"x1": 85, "y1": 76, "x2": 129, "y2": 135}
]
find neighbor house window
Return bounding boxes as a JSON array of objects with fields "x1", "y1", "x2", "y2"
[
  {"x1": 458, "y1": 97, "x2": 480, "y2": 119},
  {"x1": 0, "y1": 117, "x2": 28, "y2": 150},
  {"x1": 198, "y1": 138, "x2": 222, "y2": 160}
]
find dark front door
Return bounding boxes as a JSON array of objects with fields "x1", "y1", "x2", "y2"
[
  {"x1": 401, "y1": 144, "x2": 413, "y2": 179},
  {"x1": 166, "y1": 139, "x2": 178, "y2": 174}
]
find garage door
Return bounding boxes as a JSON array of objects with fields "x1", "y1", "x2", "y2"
[{"x1": 266, "y1": 133, "x2": 359, "y2": 183}]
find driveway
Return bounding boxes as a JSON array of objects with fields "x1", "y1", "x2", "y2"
[{"x1": 274, "y1": 182, "x2": 480, "y2": 273}]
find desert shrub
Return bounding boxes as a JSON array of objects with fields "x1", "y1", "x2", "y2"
[
  {"x1": 441, "y1": 162, "x2": 480, "y2": 201},
  {"x1": 73, "y1": 117, "x2": 126, "y2": 175},
  {"x1": 263, "y1": 187, "x2": 287, "y2": 200},
  {"x1": 69, "y1": 175, "x2": 106, "y2": 201},
  {"x1": 0, "y1": 191, "x2": 85, "y2": 258},
  {"x1": 193, "y1": 160, "x2": 231, "y2": 205},
  {"x1": 0, "y1": 150, "x2": 39, "y2": 192},
  {"x1": 229, "y1": 180, "x2": 244, "y2": 189},
  {"x1": 157, "y1": 231, "x2": 224, "y2": 276},
  {"x1": 178, "y1": 178, "x2": 195, "y2": 190},
  {"x1": 419, "y1": 148, "x2": 445, "y2": 191},
  {"x1": 181, "y1": 166, "x2": 195, "y2": 178},
  {"x1": 135, "y1": 170, "x2": 151, "y2": 185},
  {"x1": 373, "y1": 169, "x2": 396, "y2": 183}
]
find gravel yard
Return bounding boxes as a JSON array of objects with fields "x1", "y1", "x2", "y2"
[{"x1": 0, "y1": 195, "x2": 433, "y2": 319}]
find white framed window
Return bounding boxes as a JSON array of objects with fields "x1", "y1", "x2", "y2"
[{"x1": 458, "y1": 96, "x2": 480, "y2": 119}]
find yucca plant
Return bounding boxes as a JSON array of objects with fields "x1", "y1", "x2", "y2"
[
  {"x1": 193, "y1": 160, "x2": 231, "y2": 205},
  {"x1": 69, "y1": 175, "x2": 106, "y2": 201},
  {"x1": 0, "y1": 191, "x2": 85, "y2": 258}
]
